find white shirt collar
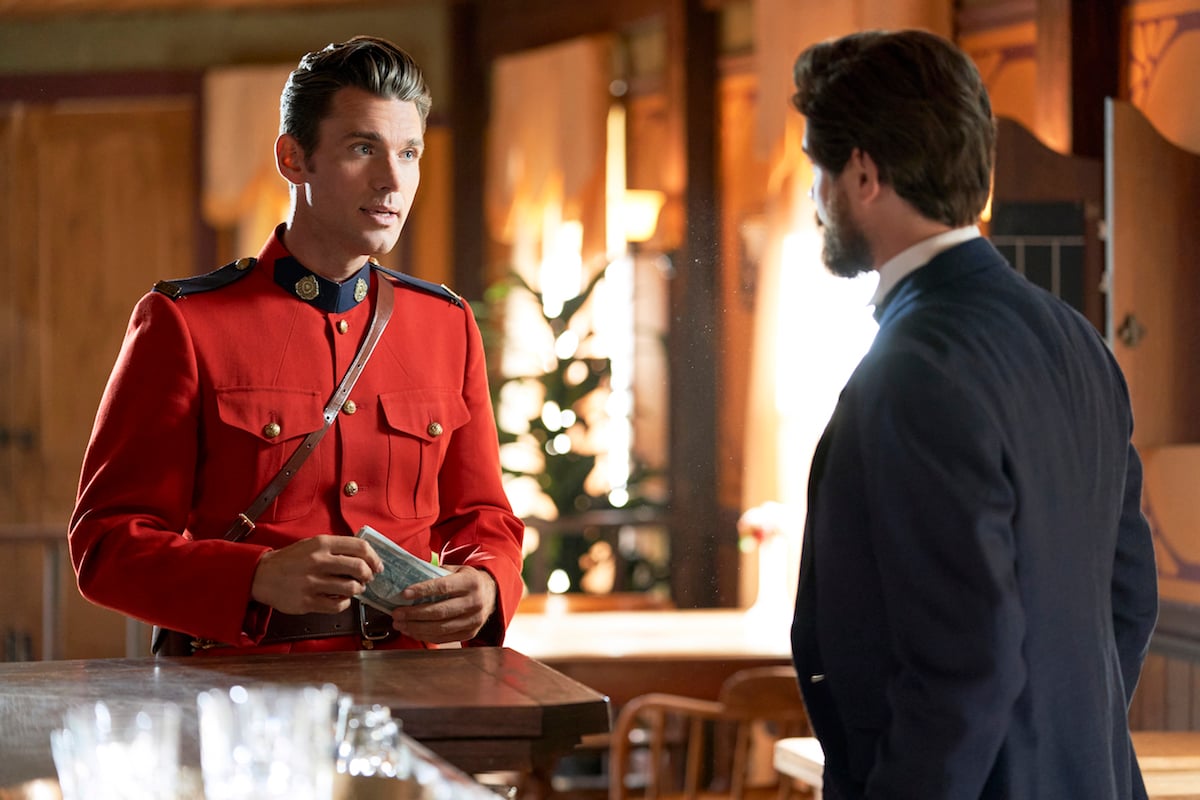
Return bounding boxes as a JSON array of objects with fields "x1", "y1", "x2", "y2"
[{"x1": 869, "y1": 225, "x2": 982, "y2": 306}]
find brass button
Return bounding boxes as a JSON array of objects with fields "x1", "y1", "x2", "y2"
[
  {"x1": 337, "y1": 320, "x2": 349, "y2": 334},
  {"x1": 263, "y1": 422, "x2": 281, "y2": 438},
  {"x1": 427, "y1": 421, "x2": 443, "y2": 437},
  {"x1": 235, "y1": 257, "x2": 254, "y2": 271},
  {"x1": 343, "y1": 399, "x2": 357, "y2": 415},
  {"x1": 344, "y1": 481, "x2": 359, "y2": 497}
]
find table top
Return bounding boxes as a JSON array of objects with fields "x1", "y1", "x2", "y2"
[
  {"x1": 774, "y1": 732, "x2": 1200, "y2": 799},
  {"x1": 1132, "y1": 732, "x2": 1200, "y2": 799},
  {"x1": 0, "y1": 646, "x2": 610, "y2": 787},
  {"x1": 773, "y1": 737, "x2": 824, "y2": 788}
]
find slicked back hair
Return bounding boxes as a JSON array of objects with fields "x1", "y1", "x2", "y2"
[
  {"x1": 280, "y1": 35, "x2": 432, "y2": 158},
  {"x1": 792, "y1": 30, "x2": 995, "y2": 227}
]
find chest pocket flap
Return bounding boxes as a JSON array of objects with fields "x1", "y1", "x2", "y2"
[
  {"x1": 379, "y1": 389, "x2": 471, "y2": 441},
  {"x1": 215, "y1": 386, "x2": 325, "y2": 443}
]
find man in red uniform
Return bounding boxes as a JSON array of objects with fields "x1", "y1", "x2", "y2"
[{"x1": 69, "y1": 36, "x2": 525, "y2": 654}]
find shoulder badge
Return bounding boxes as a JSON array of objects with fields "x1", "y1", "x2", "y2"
[
  {"x1": 371, "y1": 264, "x2": 464, "y2": 308},
  {"x1": 153, "y1": 257, "x2": 257, "y2": 300}
]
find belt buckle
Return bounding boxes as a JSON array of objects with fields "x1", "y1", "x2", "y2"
[
  {"x1": 358, "y1": 601, "x2": 391, "y2": 649},
  {"x1": 190, "y1": 638, "x2": 222, "y2": 651}
]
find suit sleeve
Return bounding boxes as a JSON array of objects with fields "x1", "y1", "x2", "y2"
[
  {"x1": 1111, "y1": 437, "x2": 1158, "y2": 702},
  {"x1": 856, "y1": 350, "x2": 1024, "y2": 799},
  {"x1": 68, "y1": 293, "x2": 270, "y2": 645},
  {"x1": 430, "y1": 299, "x2": 525, "y2": 645}
]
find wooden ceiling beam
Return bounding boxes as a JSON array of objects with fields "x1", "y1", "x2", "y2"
[
  {"x1": 473, "y1": 0, "x2": 665, "y2": 60},
  {"x1": 0, "y1": 0, "x2": 415, "y2": 21}
]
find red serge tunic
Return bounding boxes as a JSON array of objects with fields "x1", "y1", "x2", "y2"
[{"x1": 68, "y1": 229, "x2": 524, "y2": 652}]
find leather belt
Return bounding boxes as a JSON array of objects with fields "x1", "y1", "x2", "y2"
[{"x1": 191, "y1": 599, "x2": 396, "y2": 651}]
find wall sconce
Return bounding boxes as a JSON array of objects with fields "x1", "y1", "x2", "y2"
[{"x1": 621, "y1": 189, "x2": 666, "y2": 245}]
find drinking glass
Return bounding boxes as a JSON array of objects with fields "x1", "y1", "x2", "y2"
[
  {"x1": 335, "y1": 703, "x2": 411, "y2": 779},
  {"x1": 197, "y1": 683, "x2": 339, "y2": 800},
  {"x1": 51, "y1": 700, "x2": 182, "y2": 800}
]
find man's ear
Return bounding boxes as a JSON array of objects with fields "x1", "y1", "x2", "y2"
[
  {"x1": 848, "y1": 147, "x2": 882, "y2": 204},
  {"x1": 275, "y1": 134, "x2": 306, "y2": 186}
]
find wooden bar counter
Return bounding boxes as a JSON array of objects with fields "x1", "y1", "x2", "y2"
[{"x1": 0, "y1": 647, "x2": 610, "y2": 789}]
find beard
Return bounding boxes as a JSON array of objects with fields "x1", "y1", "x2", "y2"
[{"x1": 817, "y1": 186, "x2": 873, "y2": 279}]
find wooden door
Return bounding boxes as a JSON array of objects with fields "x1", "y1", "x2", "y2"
[
  {"x1": 1106, "y1": 100, "x2": 1200, "y2": 451},
  {"x1": 990, "y1": 116, "x2": 1104, "y2": 330},
  {"x1": 1107, "y1": 98, "x2": 1200, "y2": 730},
  {"x1": 1107, "y1": 98, "x2": 1200, "y2": 599},
  {"x1": 0, "y1": 97, "x2": 196, "y2": 659}
]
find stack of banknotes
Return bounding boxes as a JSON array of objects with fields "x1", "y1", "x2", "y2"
[{"x1": 354, "y1": 526, "x2": 450, "y2": 612}]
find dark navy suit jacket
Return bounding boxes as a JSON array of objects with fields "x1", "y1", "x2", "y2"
[{"x1": 791, "y1": 238, "x2": 1159, "y2": 799}]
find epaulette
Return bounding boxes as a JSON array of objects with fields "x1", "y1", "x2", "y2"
[
  {"x1": 152, "y1": 257, "x2": 257, "y2": 300},
  {"x1": 371, "y1": 263, "x2": 464, "y2": 308}
]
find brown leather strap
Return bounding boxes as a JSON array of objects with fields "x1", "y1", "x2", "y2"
[{"x1": 224, "y1": 273, "x2": 395, "y2": 542}]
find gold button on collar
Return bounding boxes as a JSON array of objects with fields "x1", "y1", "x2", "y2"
[
  {"x1": 337, "y1": 320, "x2": 349, "y2": 334},
  {"x1": 263, "y1": 422, "x2": 281, "y2": 438},
  {"x1": 427, "y1": 421, "x2": 443, "y2": 437},
  {"x1": 344, "y1": 481, "x2": 359, "y2": 497},
  {"x1": 343, "y1": 399, "x2": 357, "y2": 415}
]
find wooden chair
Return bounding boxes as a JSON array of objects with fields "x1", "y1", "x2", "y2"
[{"x1": 609, "y1": 666, "x2": 813, "y2": 800}]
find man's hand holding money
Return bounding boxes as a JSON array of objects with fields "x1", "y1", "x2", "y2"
[
  {"x1": 387, "y1": 566, "x2": 499, "y2": 644},
  {"x1": 250, "y1": 534, "x2": 384, "y2": 615}
]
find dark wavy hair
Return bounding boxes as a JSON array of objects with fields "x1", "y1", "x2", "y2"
[
  {"x1": 280, "y1": 35, "x2": 432, "y2": 157},
  {"x1": 792, "y1": 29, "x2": 995, "y2": 227}
]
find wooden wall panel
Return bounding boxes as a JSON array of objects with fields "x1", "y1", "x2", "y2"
[
  {"x1": 959, "y1": 17, "x2": 1038, "y2": 140},
  {"x1": 1, "y1": 108, "x2": 50, "y2": 661},
  {"x1": 1132, "y1": 652, "x2": 1168, "y2": 730},
  {"x1": 1193, "y1": 665, "x2": 1200, "y2": 730},
  {"x1": 34, "y1": 100, "x2": 195, "y2": 519},
  {"x1": 1130, "y1": 649, "x2": 1200, "y2": 732},
  {"x1": 0, "y1": 109, "x2": 40, "y2": 526},
  {"x1": 0, "y1": 97, "x2": 197, "y2": 660},
  {"x1": 1165, "y1": 656, "x2": 1194, "y2": 730}
]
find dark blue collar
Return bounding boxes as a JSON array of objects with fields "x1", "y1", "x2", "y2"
[
  {"x1": 872, "y1": 237, "x2": 1005, "y2": 325},
  {"x1": 273, "y1": 257, "x2": 372, "y2": 313}
]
